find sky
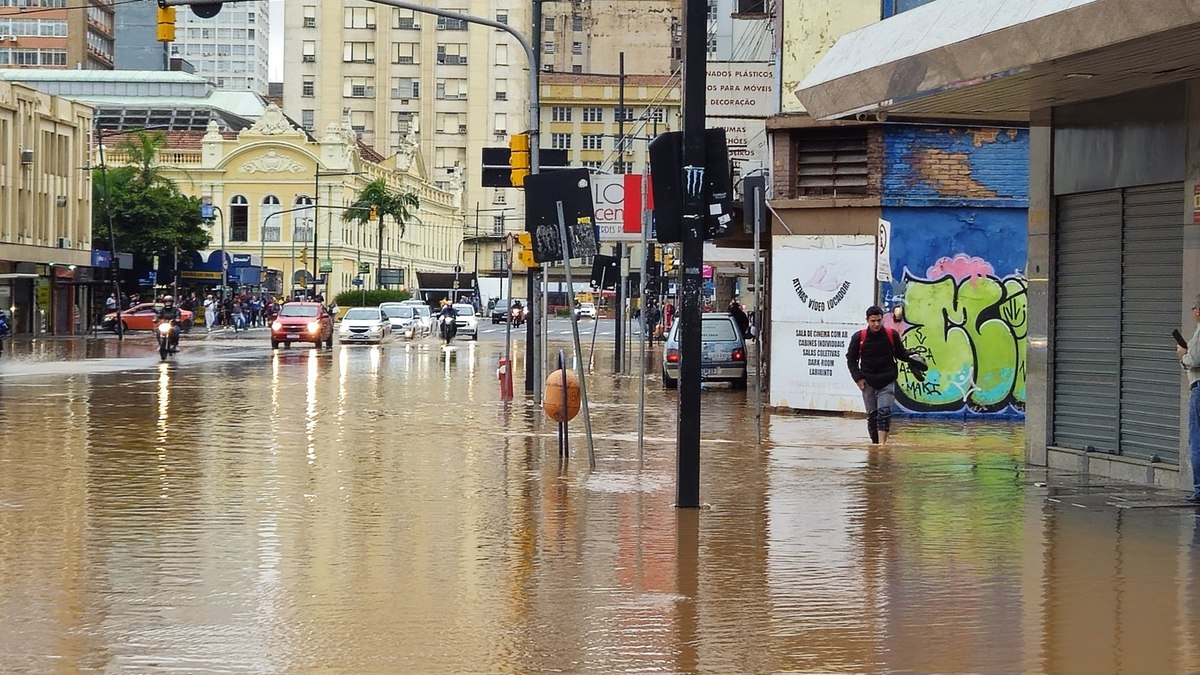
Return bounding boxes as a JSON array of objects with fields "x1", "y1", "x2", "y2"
[{"x1": 268, "y1": 0, "x2": 284, "y2": 81}]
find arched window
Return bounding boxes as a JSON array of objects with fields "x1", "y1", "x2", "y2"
[
  {"x1": 293, "y1": 195, "x2": 314, "y2": 243},
  {"x1": 261, "y1": 195, "x2": 282, "y2": 241},
  {"x1": 229, "y1": 195, "x2": 249, "y2": 242}
]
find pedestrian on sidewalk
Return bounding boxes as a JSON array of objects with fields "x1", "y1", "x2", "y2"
[
  {"x1": 203, "y1": 294, "x2": 218, "y2": 332},
  {"x1": 1176, "y1": 293, "x2": 1200, "y2": 504},
  {"x1": 845, "y1": 305, "x2": 927, "y2": 445}
]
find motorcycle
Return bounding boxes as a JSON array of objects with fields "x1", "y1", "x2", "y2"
[
  {"x1": 156, "y1": 319, "x2": 180, "y2": 360},
  {"x1": 438, "y1": 313, "x2": 458, "y2": 345},
  {"x1": 510, "y1": 306, "x2": 525, "y2": 327}
]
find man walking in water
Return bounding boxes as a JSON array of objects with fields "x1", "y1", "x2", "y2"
[{"x1": 845, "y1": 305, "x2": 927, "y2": 445}]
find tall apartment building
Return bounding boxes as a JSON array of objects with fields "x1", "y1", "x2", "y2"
[
  {"x1": 114, "y1": 0, "x2": 167, "y2": 70},
  {"x1": 537, "y1": 0, "x2": 680, "y2": 76},
  {"x1": 0, "y1": 0, "x2": 113, "y2": 70},
  {"x1": 169, "y1": 0, "x2": 268, "y2": 94},
  {"x1": 281, "y1": 1, "x2": 530, "y2": 208}
]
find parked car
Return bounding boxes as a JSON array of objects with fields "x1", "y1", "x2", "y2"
[
  {"x1": 574, "y1": 302, "x2": 597, "y2": 319},
  {"x1": 452, "y1": 303, "x2": 479, "y2": 340},
  {"x1": 380, "y1": 302, "x2": 431, "y2": 339},
  {"x1": 270, "y1": 301, "x2": 334, "y2": 349},
  {"x1": 339, "y1": 306, "x2": 392, "y2": 344},
  {"x1": 491, "y1": 298, "x2": 528, "y2": 324},
  {"x1": 103, "y1": 303, "x2": 194, "y2": 333},
  {"x1": 662, "y1": 313, "x2": 747, "y2": 389}
]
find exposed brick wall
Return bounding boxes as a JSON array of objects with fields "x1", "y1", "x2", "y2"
[
  {"x1": 883, "y1": 125, "x2": 1029, "y2": 206},
  {"x1": 867, "y1": 126, "x2": 884, "y2": 198},
  {"x1": 771, "y1": 128, "x2": 794, "y2": 199}
]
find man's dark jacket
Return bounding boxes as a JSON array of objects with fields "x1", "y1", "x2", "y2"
[{"x1": 846, "y1": 327, "x2": 913, "y2": 390}]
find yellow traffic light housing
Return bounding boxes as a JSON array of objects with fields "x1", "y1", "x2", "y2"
[
  {"x1": 156, "y1": 6, "x2": 176, "y2": 42},
  {"x1": 515, "y1": 231, "x2": 538, "y2": 268},
  {"x1": 509, "y1": 132, "x2": 530, "y2": 187},
  {"x1": 369, "y1": 205, "x2": 379, "y2": 220}
]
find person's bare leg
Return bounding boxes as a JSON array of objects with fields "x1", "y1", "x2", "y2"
[{"x1": 878, "y1": 430, "x2": 889, "y2": 445}]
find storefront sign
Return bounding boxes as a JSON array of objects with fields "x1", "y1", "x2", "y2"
[{"x1": 769, "y1": 235, "x2": 877, "y2": 412}]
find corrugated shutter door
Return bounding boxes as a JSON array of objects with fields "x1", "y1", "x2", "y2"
[
  {"x1": 1119, "y1": 184, "x2": 1183, "y2": 463},
  {"x1": 1054, "y1": 191, "x2": 1121, "y2": 452}
]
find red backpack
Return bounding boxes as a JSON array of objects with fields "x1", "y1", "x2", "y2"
[{"x1": 858, "y1": 327, "x2": 897, "y2": 355}]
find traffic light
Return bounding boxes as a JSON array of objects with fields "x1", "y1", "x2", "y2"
[
  {"x1": 509, "y1": 132, "x2": 530, "y2": 187},
  {"x1": 515, "y1": 231, "x2": 538, "y2": 268},
  {"x1": 369, "y1": 205, "x2": 378, "y2": 220},
  {"x1": 156, "y1": 6, "x2": 176, "y2": 42},
  {"x1": 158, "y1": 0, "x2": 226, "y2": 19}
]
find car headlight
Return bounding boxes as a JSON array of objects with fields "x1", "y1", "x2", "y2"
[
  {"x1": 307, "y1": 321, "x2": 320, "y2": 333},
  {"x1": 271, "y1": 321, "x2": 282, "y2": 331}
]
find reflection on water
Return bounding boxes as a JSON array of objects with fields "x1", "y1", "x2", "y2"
[{"x1": 0, "y1": 341, "x2": 1199, "y2": 672}]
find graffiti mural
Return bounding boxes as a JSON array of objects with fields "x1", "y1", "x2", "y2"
[{"x1": 888, "y1": 255, "x2": 1027, "y2": 416}]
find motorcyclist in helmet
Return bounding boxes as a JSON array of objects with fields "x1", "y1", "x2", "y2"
[{"x1": 157, "y1": 295, "x2": 182, "y2": 322}]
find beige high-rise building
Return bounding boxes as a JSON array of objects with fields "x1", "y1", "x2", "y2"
[{"x1": 537, "y1": 0, "x2": 680, "y2": 76}]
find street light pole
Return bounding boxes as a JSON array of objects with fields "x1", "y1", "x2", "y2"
[{"x1": 94, "y1": 119, "x2": 125, "y2": 341}]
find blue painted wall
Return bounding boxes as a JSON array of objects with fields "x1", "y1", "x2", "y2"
[
  {"x1": 884, "y1": 126, "x2": 1029, "y2": 208},
  {"x1": 879, "y1": 125, "x2": 1030, "y2": 418}
]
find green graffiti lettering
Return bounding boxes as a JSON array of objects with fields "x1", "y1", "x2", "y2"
[{"x1": 896, "y1": 272, "x2": 1027, "y2": 413}]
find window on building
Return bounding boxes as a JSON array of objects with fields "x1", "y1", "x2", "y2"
[
  {"x1": 437, "y1": 113, "x2": 465, "y2": 133},
  {"x1": 735, "y1": 0, "x2": 765, "y2": 13},
  {"x1": 493, "y1": 190, "x2": 506, "y2": 205},
  {"x1": 886, "y1": 0, "x2": 940, "y2": 17},
  {"x1": 492, "y1": 215, "x2": 505, "y2": 235},
  {"x1": 437, "y1": 14, "x2": 467, "y2": 30},
  {"x1": 650, "y1": 108, "x2": 666, "y2": 123},
  {"x1": 571, "y1": 41, "x2": 582, "y2": 54},
  {"x1": 614, "y1": 106, "x2": 635, "y2": 122},
  {"x1": 793, "y1": 129, "x2": 869, "y2": 197},
  {"x1": 707, "y1": 36, "x2": 718, "y2": 54},
  {"x1": 392, "y1": 42, "x2": 418, "y2": 64},
  {"x1": 495, "y1": 43, "x2": 508, "y2": 66},
  {"x1": 495, "y1": 11, "x2": 508, "y2": 24},
  {"x1": 551, "y1": 133, "x2": 572, "y2": 149},
  {"x1": 345, "y1": 76, "x2": 375, "y2": 98},
  {"x1": 582, "y1": 134, "x2": 603, "y2": 150},
  {"x1": 572, "y1": 14, "x2": 583, "y2": 31},
  {"x1": 393, "y1": 8, "x2": 419, "y2": 29},
  {"x1": 261, "y1": 195, "x2": 281, "y2": 242},
  {"x1": 303, "y1": 5, "x2": 316, "y2": 27},
  {"x1": 394, "y1": 112, "x2": 414, "y2": 134},
  {"x1": 493, "y1": 250, "x2": 508, "y2": 271},
  {"x1": 344, "y1": 6, "x2": 376, "y2": 28},
  {"x1": 613, "y1": 161, "x2": 633, "y2": 174},
  {"x1": 343, "y1": 41, "x2": 376, "y2": 62},
  {"x1": 582, "y1": 160, "x2": 603, "y2": 171},
  {"x1": 301, "y1": 109, "x2": 314, "y2": 130},
  {"x1": 543, "y1": 41, "x2": 555, "y2": 54},
  {"x1": 293, "y1": 196, "x2": 314, "y2": 243},
  {"x1": 495, "y1": 78, "x2": 507, "y2": 101},
  {"x1": 552, "y1": 106, "x2": 572, "y2": 122},
  {"x1": 582, "y1": 106, "x2": 603, "y2": 122},
  {"x1": 544, "y1": 17, "x2": 555, "y2": 31},
  {"x1": 707, "y1": 0, "x2": 717, "y2": 21},
  {"x1": 571, "y1": 64, "x2": 582, "y2": 73},
  {"x1": 437, "y1": 78, "x2": 467, "y2": 100},
  {"x1": 229, "y1": 195, "x2": 249, "y2": 242},
  {"x1": 494, "y1": 112, "x2": 507, "y2": 135},
  {"x1": 437, "y1": 43, "x2": 467, "y2": 65},
  {"x1": 302, "y1": 40, "x2": 316, "y2": 62},
  {"x1": 302, "y1": 79, "x2": 314, "y2": 97}
]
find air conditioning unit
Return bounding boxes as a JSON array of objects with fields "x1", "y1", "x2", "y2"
[
  {"x1": 302, "y1": 54, "x2": 315, "y2": 62},
  {"x1": 57, "y1": 237, "x2": 71, "y2": 249},
  {"x1": 494, "y1": 129, "x2": 506, "y2": 137},
  {"x1": 399, "y1": 98, "x2": 410, "y2": 105},
  {"x1": 19, "y1": 148, "x2": 32, "y2": 164},
  {"x1": 365, "y1": 57, "x2": 375, "y2": 63},
  {"x1": 542, "y1": 64, "x2": 553, "y2": 71},
  {"x1": 458, "y1": 124, "x2": 468, "y2": 133},
  {"x1": 364, "y1": 87, "x2": 375, "y2": 97},
  {"x1": 303, "y1": 18, "x2": 315, "y2": 28}
]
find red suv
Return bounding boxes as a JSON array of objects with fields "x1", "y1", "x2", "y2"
[{"x1": 270, "y1": 302, "x2": 334, "y2": 349}]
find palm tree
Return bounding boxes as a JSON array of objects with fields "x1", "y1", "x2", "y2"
[
  {"x1": 344, "y1": 179, "x2": 421, "y2": 288},
  {"x1": 114, "y1": 129, "x2": 171, "y2": 187}
]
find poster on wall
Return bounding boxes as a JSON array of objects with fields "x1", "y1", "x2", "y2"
[{"x1": 770, "y1": 235, "x2": 877, "y2": 412}]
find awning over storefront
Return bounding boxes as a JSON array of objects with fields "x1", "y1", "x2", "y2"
[{"x1": 796, "y1": 0, "x2": 1200, "y2": 121}]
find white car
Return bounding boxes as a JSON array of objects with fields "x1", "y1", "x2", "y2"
[
  {"x1": 338, "y1": 306, "x2": 392, "y2": 344},
  {"x1": 452, "y1": 303, "x2": 479, "y2": 340},
  {"x1": 380, "y1": 302, "x2": 431, "y2": 339},
  {"x1": 574, "y1": 302, "x2": 597, "y2": 319}
]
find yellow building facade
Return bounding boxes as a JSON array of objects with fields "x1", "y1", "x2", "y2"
[{"x1": 103, "y1": 104, "x2": 462, "y2": 302}]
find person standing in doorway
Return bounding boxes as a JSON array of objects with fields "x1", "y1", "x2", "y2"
[
  {"x1": 1176, "y1": 294, "x2": 1200, "y2": 504},
  {"x1": 845, "y1": 305, "x2": 927, "y2": 445}
]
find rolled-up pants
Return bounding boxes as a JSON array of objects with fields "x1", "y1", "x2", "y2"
[{"x1": 862, "y1": 382, "x2": 896, "y2": 440}]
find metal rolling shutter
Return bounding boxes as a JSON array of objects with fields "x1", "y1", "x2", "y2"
[
  {"x1": 1053, "y1": 191, "x2": 1121, "y2": 452},
  {"x1": 1119, "y1": 184, "x2": 1183, "y2": 463}
]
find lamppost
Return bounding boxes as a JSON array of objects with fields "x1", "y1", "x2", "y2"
[
  {"x1": 200, "y1": 200, "x2": 226, "y2": 306},
  {"x1": 94, "y1": 118, "x2": 125, "y2": 340},
  {"x1": 314, "y1": 168, "x2": 362, "y2": 299}
]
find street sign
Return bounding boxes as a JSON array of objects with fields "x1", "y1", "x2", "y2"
[
  {"x1": 358, "y1": 261, "x2": 370, "y2": 274},
  {"x1": 379, "y1": 268, "x2": 402, "y2": 285},
  {"x1": 352, "y1": 278, "x2": 363, "y2": 286},
  {"x1": 319, "y1": 259, "x2": 333, "y2": 273}
]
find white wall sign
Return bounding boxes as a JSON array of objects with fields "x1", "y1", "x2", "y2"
[
  {"x1": 876, "y1": 218, "x2": 893, "y2": 282},
  {"x1": 769, "y1": 235, "x2": 877, "y2": 412},
  {"x1": 706, "y1": 62, "x2": 775, "y2": 118},
  {"x1": 708, "y1": 118, "x2": 768, "y2": 162},
  {"x1": 590, "y1": 174, "x2": 648, "y2": 242}
]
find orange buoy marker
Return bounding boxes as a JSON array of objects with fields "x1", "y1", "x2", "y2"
[{"x1": 543, "y1": 368, "x2": 581, "y2": 422}]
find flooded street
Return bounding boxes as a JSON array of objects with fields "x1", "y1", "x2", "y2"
[{"x1": 2, "y1": 335, "x2": 1200, "y2": 672}]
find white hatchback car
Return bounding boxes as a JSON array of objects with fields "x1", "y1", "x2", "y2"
[
  {"x1": 452, "y1": 303, "x2": 479, "y2": 340},
  {"x1": 338, "y1": 306, "x2": 392, "y2": 344},
  {"x1": 574, "y1": 302, "x2": 597, "y2": 319}
]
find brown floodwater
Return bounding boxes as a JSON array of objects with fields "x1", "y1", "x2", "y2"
[{"x1": 1, "y1": 336, "x2": 1199, "y2": 673}]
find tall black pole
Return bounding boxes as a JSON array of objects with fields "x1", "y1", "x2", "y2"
[
  {"x1": 526, "y1": 0, "x2": 544, "y2": 394},
  {"x1": 613, "y1": 52, "x2": 626, "y2": 374},
  {"x1": 676, "y1": 0, "x2": 706, "y2": 509}
]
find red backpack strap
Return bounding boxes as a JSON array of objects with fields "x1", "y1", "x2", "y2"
[{"x1": 859, "y1": 327, "x2": 898, "y2": 354}]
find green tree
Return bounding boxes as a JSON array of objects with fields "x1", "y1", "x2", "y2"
[
  {"x1": 342, "y1": 178, "x2": 420, "y2": 238},
  {"x1": 115, "y1": 129, "x2": 170, "y2": 187},
  {"x1": 93, "y1": 167, "x2": 211, "y2": 263}
]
